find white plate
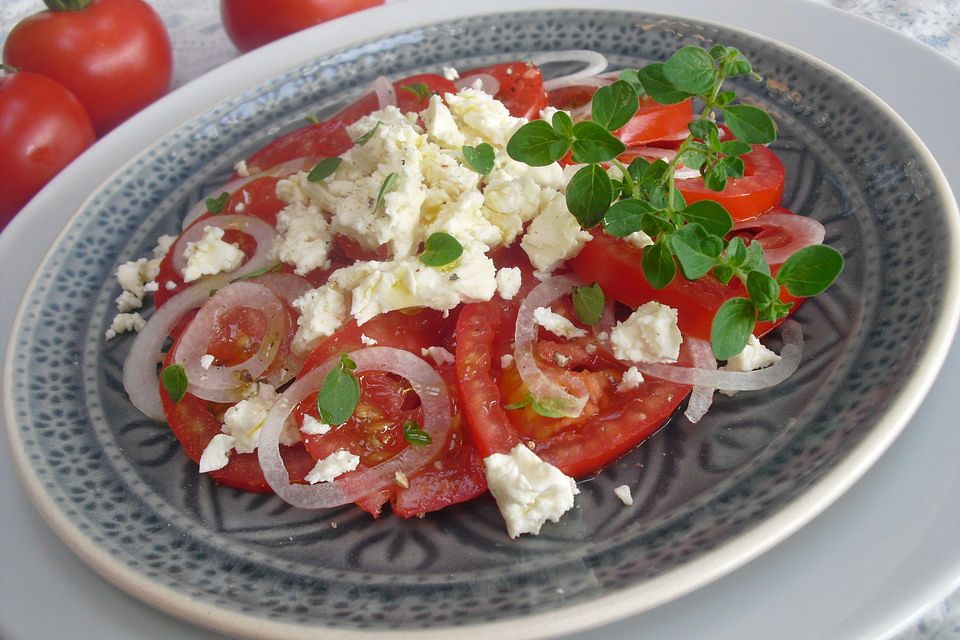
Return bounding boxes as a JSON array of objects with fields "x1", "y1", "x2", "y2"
[{"x1": 1, "y1": 0, "x2": 959, "y2": 638}]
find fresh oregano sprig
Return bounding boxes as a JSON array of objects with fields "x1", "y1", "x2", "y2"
[{"x1": 507, "y1": 44, "x2": 844, "y2": 359}]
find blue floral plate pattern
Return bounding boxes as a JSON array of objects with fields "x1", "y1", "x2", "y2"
[{"x1": 5, "y1": 9, "x2": 958, "y2": 639}]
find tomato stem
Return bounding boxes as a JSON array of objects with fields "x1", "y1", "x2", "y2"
[
  {"x1": 43, "y1": 0, "x2": 91, "y2": 11},
  {"x1": 0, "y1": 64, "x2": 21, "y2": 75}
]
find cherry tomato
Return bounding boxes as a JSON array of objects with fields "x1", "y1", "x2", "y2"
[
  {"x1": 3, "y1": 0, "x2": 173, "y2": 136},
  {"x1": 0, "y1": 71, "x2": 96, "y2": 228},
  {"x1": 220, "y1": 0, "x2": 385, "y2": 53},
  {"x1": 460, "y1": 62, "x2": 548, "y2": 119}
]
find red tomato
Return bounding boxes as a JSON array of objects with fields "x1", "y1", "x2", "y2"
[
  {"x1": 569, "y1": 218, "x2": 804, "y2": 341},
  {"x1": 331, "y1": 73, "x2": 458, "y2": 125},
  {"x1": 548, "y1": 85, "x2": 693, "y2": 146},
  {"x1": 220, "y1": 0, "x2": 384, "y2": 53},
  {"x1": 297, "y1": 310, "x2": 487, "y2": 518},
  {"x1": 240, "y1": 119, "x2": 352, "y2": 176},
  {"x1": 455, "y1": 296, "x2": 691, "y2": 478},
  {"x1": 4, "y1": 0, "x2": 172, "y2": 135},
  {"x1": 0, "y1": 71, "x2": 96, "y2": 228},
  {"x1": 460, "y1": 62, "x2": 548, "y2": 119}
]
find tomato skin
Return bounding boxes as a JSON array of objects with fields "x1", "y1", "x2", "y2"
[
  {"x1": 461, "y1": 62, "x2": 547, "y2": 119},
  {"x1": 220, "y1": 0, "x2": 384, "y2": 53},
  {"x1": 0, "y1": 71, "x2": 96, "y2": 228},
  {"x1": 4, "y1": 0, "x2": 172, "y2": 136},
  {"x1": 240, "y1": 119, "x2": 352, "y2": 175}
]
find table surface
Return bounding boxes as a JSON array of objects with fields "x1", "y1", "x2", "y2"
[{"x1": 1, "y1": 0, "x2": 959, "y2": 638}]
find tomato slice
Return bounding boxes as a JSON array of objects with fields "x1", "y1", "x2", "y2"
[
  {"x1": 455, "y1": 295, "x2": 691, "y2": 478},
  {"x1": 460, "y1": 62, "x2": 548, "y2": 119},
  {"x1": 241, "y1": 118, "x2": 353, "y2": 176},
  {"x1": 548, "y1": 85, "x2": 693, "y2": 146},
  {"x1": 297, "y1": 309, "x2": 487, "y2": 518}
]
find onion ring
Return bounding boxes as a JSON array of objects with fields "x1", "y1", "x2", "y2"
[
  {"x1": 684, "y1": 338, "x2": 717, "y2": 423},
  {"x1": 533, "y1": 51, "x2": 609, "y2": 91},
  {"x1": 171, "y1": 215, "x2": 278, "y2": 282},
  {"x1": 372, "y1": 75, "x2": 397, "y2": 110},
  {"x1": 456, "y1": 73, "x2": 500, "y2": 95},
  {"x1": 732, "y1": 212, "x2": 826, "y2": 264}
]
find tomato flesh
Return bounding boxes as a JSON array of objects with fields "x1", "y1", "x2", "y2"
[{"x1": 461, "y1": 62, "x2": 548, "y2": 119}]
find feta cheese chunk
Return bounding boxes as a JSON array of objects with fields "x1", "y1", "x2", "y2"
[
  {"x1": 199, "y1": 434, "x2": 236, "y2": 473},
  {"x1": 495, "y1": 267, "x2": 522, "y2": 300},
  {"x1": 181, "y1": 225, "x2": 245, "y2": 282},
  {"x1": 292, "y1": 285, "x2": 349, "y2": 354},
  {"x1": 610, "y1": 302, "x2": 682, "y2": 364},
  {"x1": 221, "y1": 384, "x2": 287, "y2": 454},
  {"x1": 719, "y1": 334, "x2": 782, "y2": 396},
  {"x1": 105, "y1": 312, "x2": 146, "y2": 340},
  {"x1": 484, "y1": 444, "x2": 579, "y2": 538},
  {"x1": 421, "y1": 346, "x2": 456, "y2": 366},
  {"x1": 444, "y1": 88, "x2": 524, "y2": 147},
  {"x1": 199, "y1": 354, "x2": 215, "y2": 370},
  {"x1": 360, "y1": 334, "x2": 379, "y2": 346},
  {"x1": 614, "y1": 484, "x2": 634, "y2": 506},
  {"x1": 533, "y1": 307, "x2": 587, "y2": 340},
  {"x1": 115, "y1": 290, "x2": 142, "y2": 313},
  {"x1": 422, "y1": 94, "x2": 465, "y2": 149},
  {"x1": 500, "y1": 353, "x2": 515, "y2": 369},
  {"x1": 616, "y1": 366, "x2": 645, "y2": 393},
  {"x1": 300, "y1": 415, "x2": 331, "y2": 436},
  {"x1": 305, "y1": 449, "x2": 361, "y2": 484},
  {"x1": 520, "y1": 192, "x2": 591, "y2": 272},
  {"x1": 272, "y1": 190, "x2": 334, "y2": 276},
  {"x1": 624, "y1": 230, "x2": 654, "y2": 249}
]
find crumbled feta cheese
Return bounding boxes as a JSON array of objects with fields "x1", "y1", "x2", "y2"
[
  {"x1": 292, "y1": 285, "x2": 349, "y2": 354},
  {"x1": 199, "y1": 354, "x2": 214, "y2": 370},
  {"x1": 272, "y1": 181, "x2": 334, "y2": 275},
  {"x1": 181, "y1": 225, "x2": 245, "y2": 282},
  {"x1": 221, "y1": 384, "x2": 292, "y2": 454},
  {"x1": 624, "y1": 230, "x2": 654, "y2": 249},
  {"x1": 501, "y1": 353, "x2": 515, "y2": 369},
  {"x1": 614, "y1": 484, "x2": 634, "y2": 506},
  {"x1": 495, "y1": 267, "x2": 522, "y2": 300},
  {"x1": 165, "y1": 281, "x2": 177, "y2": 291},
  {"x1": 533, "y1": 307, "x2": 587, "y2": 339},
  {"x1": 301, "y1": 415, "x2": 331, "y2": 436},
  {"x1": 442, "y1": 66, "x2": 459, "y2": 81},
  {"x1": 719, "y1": 334, "x2": 782, "y2": 396},
  {"x1": 521, "y1": 191, "x2": 591, "y2": 272},
  {"x1": 484, "y1": 444, "x2": 579, "y2": 538},
  {"x1": 115, "y1": 290, "x2": 142, "y2": 313},
  {"x1": 444, "y1": 88, "x2": 524, "y2": 147},
  {"x1": 305, "y1": 449, "x2": 360, "y2": 484},
  {"x1": 115, "y1": 259, "x2": 150, "y2": 298},
  {"x1": 421, "y1": 346, "x2": 455, "y2": 366},
  {"x1": 143, "y1": 281, "x2": 159, "y2": 293},
  {"x1": 616, "y1": 366, "x2": 645, "y2": 393},
  {"x1": 610, "y1": 302, "x2": 682, "y2": 364},
  {"x1": 395, "y1": 470, "x2": 410, "y2": 489},
  {"x1": 360, "y1": 334, "x2": 378, "y2": 346},
  {"x1": 539, "y1": 106, "x2": 569, "y2": 122},
  {"x1": 234, "y1": 159, "x2": 250, "y2": 177},
  {"x1": 199, "y1": 434, "x2": 235, "y2": 473},
  {"x1": 422, "y1": 94, "x2": 465, "y2": 149},
  {"x1": 105, "y1": 312, "x2": 146, "y2": 340}
]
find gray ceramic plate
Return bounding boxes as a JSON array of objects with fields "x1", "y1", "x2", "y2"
[{"x1": 5, "y1": 6, "x2": 959, "y2": 640}]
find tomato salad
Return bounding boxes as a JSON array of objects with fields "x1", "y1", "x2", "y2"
[{"x1": 109, "y1": 48, "x2": 841, "y2": 538}]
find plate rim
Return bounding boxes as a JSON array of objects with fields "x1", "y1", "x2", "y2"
[{"x1": 3, "y1": 1, "x2": 960, "y2": 638}]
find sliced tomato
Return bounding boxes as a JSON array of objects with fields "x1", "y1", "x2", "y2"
[
  {"x1": 297, "y1": 309, "x2": 487, "y2": 518},
  {"x1": 674, "y1": 144, "x2": 784, "y2": 220},
  {"x1": 223, "y1": 175, "x2": 285, "y2": 226},
  {"x1": 332, "y1": 73, "x2": 458, "y2": 125},
  {"x1": 548, "y1": 84, "x2": 693, "y2": 146},
  {"x1": 460, "y1": 62, "x2": 547, "y2": 119},
  {"x1": 455, "y1": 295, "x2": 691, "y2": 478},
  {"x1": 240, "y1": 118, "x2": 352, "y2": 176}
]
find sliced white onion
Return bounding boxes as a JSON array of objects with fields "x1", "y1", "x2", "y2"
[
  {"x1": 683, "y1": 338, "x2": 717, "y2": 423},
  {"x1": 456, "y1": 73, "x2": 499, "y2": 95},
  {"x1": 532, "y1": 50, "x2": 609, "y2": 91},
  {"x1": 171, "y1": 215, "x2": 278, "y2": 282},
  {"x1": 543, "y1": 74, "x2": 614, "y2": 92},
  {"x1": 250, "y1": 272, "x2": 312, "y2": 307},
  {"x1": 122, "y1": 278, "x2": 228, "y2": 420},
  {"x1": 637, "y1": 320, "x2": 803, "y2": 390},
  {"x1": 732, "y1": 213, "x2": 826, "y2": 264},
  {"x1": 514, "y1": 276, "x2": 589, "y2": 418},
  {"x1": 258, "y1": 347, "x2": 452, "y2": 509},
  {"x1": 180, "y1": 156, "x2": 318, "y2": 230},
  {"x1": 174, "y1": 281, "x2": 290, "y2": 403},
  {"x1": 372, "y1": 75, "x2": 397, "y2": 109}
]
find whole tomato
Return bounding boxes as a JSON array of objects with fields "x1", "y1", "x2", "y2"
[
  {"x1": 220, "y1": 0, "x2": 384, "y2": 53},
  {"x1": 0, "y1": 71, "x2": 96, "y2": 228},
  {"x1": 3, "y1": 0, "x2": 173, "y2": 136}
]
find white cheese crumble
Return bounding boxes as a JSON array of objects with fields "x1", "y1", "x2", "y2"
[
  {"x1": 301, "y1": 415, "x2": 332, "y2": 436},
  {"x1": 360, "y1": 334, "x2": 379, "y2": 346},
  {"x1": 520, "y1": 191, "x2": 592, "y2": 272},
  {"x1": 719, "y1": 334, "x2": 782, "y2": 396},
  {"x1": 614, "y1": 484, "x2": 634, "y2": 506},
  {"x1": 105, "y1": 312, "x2": 146, "y2": 340},
  {"x1": 305, "y1": 449, "x2": 361, "y2": 484},
  {"x1": 533, "y1": 307, "x2": 587, "y2": 340},
  {"x1": 616, "y1": 366, "x2": 645, "y2": 393},
  {"x1": 495, "y1": 266, "x2": 522, "y2": 300},
  {"x1": 421, "y1": 346, "x2": 456, "y2": 366},
  {"x1": 198, "y1": 434, "x2": 235, "y2": 473},
  {"x1": 624, "y1": 230, "x2": 654, "y2": 249},
  {"x1": 394, "y1": 470, "x2": 410, "y2": 489},
  {"x1": 181, "y1": 225, "x2": 245, "y2": 282},
  {"x1": 115, "y1": 290, "x2": 142, "y2": 313},
  {"x1": 234, "y1": 159, "x2": 250, "y2": 177},
  {"x1": 442, "y1": 66, "x2": 459, "y2": 81},
  {"x1": 291, "y1": 285, "x2": 349, "y2": 354},
  {"x1": 199, "y1": 354, "x2": 214, "y2": 370},
  {"x1": 218, "y1": 384, "x2": 299, "y2": 454},
  {"x1": 484, "y1": 444, "x2": 579, "y2": 538},
  {"x1": 610, "y1": 302, "x2": 682, "y2": 364},
  {"x1": 501, "y1": 353, "x2": 515, "y2": 369}
]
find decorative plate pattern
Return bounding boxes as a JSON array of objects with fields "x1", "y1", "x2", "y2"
[{"x1": 5, "y1": 9, "x2": 956, "y2": 637}]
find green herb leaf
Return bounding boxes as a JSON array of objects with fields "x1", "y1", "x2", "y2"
[
  {"x1": 374, "y1": 172, "x2": 398, "y2": 213},
  {"x1": 663, "y1": 46, "x2": 718, "y2": 95},
  {"x1": 721, "y1": 104, "x2": 776, "y2": 144},
  {"x1": 711, "y1": 297, "x2": 757, "y2": 360},
  {"x1": 591, "y1": 80, "x2": 639, "y2": 131},
  {"x1": 401, "y1": 82, "x2": 431, "y2": 101},
  {"x1": 507, "y1": 120, "x2": 569, "y2": 166},
  {"x1": 713, "y1": 263, "x2": 735, "y2": 285},
  {"x1": 572, "y1": 282, "x2": 605, "y2": 326},
  {"x1": 603, "y1": 198, "x2": 657, "y2": 237},
  {"x1": 504, "y1": 394, "x2": 533, "y2": 410},
  {"x1": 636, "y1": 63, "x2": 693, "y2": 105},
  {"x1": 775, "y1": 244, "x2": 844, "y2": 296},
  {"x1": 725, "y1": 236, "x2": 748, "y2": 267},
  {"x1": 719, "y1": 139, "x2": 752, "y2": 157},
  {"x1": 317, "y1": 354, "x2": 360, "y2": 425},
  {"x1": 161, "y1": 364, "x2": 189, "y2": 404},
  {"x1": 703, "y1": 165, "x2": 729, "y2": 191},
  {"x1": 552, "y1": 110, "x2": 575, "y2": 140},
  {"x1": 715, "y1": 90, "x2": 736, "y2": 106},
  {"x1": 305, "y1": 113, "x2": 321, "y2": 125},
  {"x1": 570, "y1": 121, "x2": 626, "y2": 163},
  {"x1": 627, "y1": 156, "x2": 650, "y2": 183},
  {"x1": 402, "y1": 419, "x2": 433, "y2": 446},
  {"x1": 354, "y1": 121, "x2": 382, "y2": 145},
  {"x1": 741, "y1": 241, "x2": 771, "y2": 276},
  {"x1": 671, "y1": 223, "x2": 724, "y2": 279},
  {"x1": 680, "y1": 200, "x2": 733, "y2": 237},
  {"x1": 566, "y1": 163, "x2": 613, "y2": 228},
  {"x1": 420, "y1": 231, "x2": 464, "y2": 267},
  {"x1": 502, "y1": 393, "x2": 566, "y2": 419},
  {"x1": 688, "y1": 119, "x2": 718, "y2": 141},
  {"x1": 307, "y1": 157, "x2": 343, "y2": 182},
  {"x1": 462, "y1": 143, "x2": 496, "y2": 175},
  {"x1": 642, "y1": 238, "x2": 676, "y2": 289},
  {"x1": 618, "y1": 69, "x2": 646, "y2": 96},
  {"x1": 746, "y1": 270, "x2": 781, "y2": 309},
  {"x1": 718, "y1": 155, "x2": 746, "y2": 179},
  {"x1": 205, "y1": 192, "x2": 230, "y2": 214}
]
